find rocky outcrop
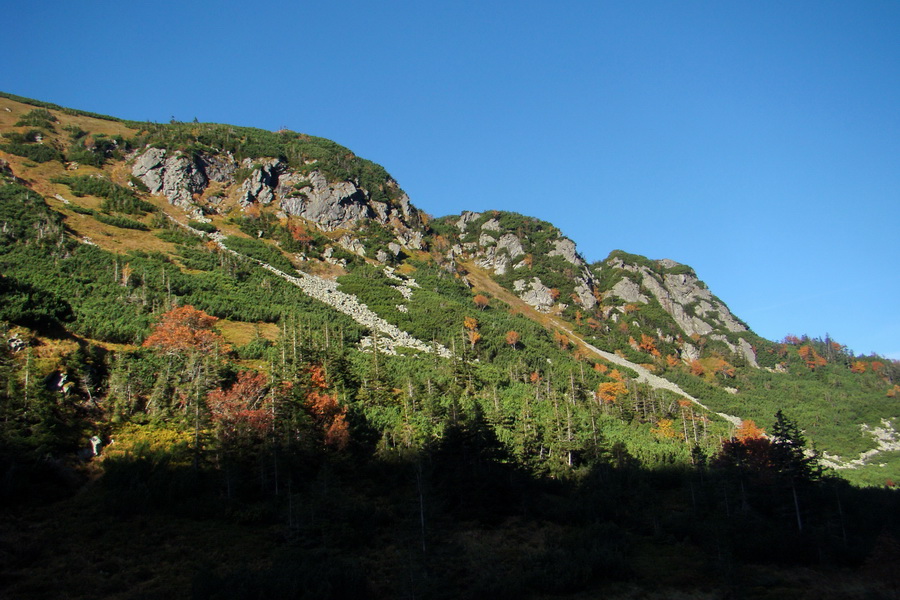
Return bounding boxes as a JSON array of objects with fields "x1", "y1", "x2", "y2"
[
  {"x1": 456, "y1": 211, "x2": 480, "y2": 232},
  {"x1": 639, "y1": 270, "x2": 747, "y2": 337},
  {"x1": 481, "y1": 218, "x2": 501, "y2": 232},
  {"x1": 132, "y1": 148, "x2": 211, "y2": 209},
  {"x1": 162, "y1": 154, "x2": 208, "y2": 208},
  {"x1": 610, "y1": 277, "x2": 648, "y2": 304},
  {"x1": 131, "y1": 147, "x2": 423, "y2": 248},
  {"x1": 338, "y1": 234, "x2": 366, "y2": 256},
  {"x1": 548, "y1": 238, "x2": 584, "y2": 266},
  {"x1": 497, "y1": 233, "x2": 524, "y2": 259},
  {"x1": 605, "y1": 256, "x2": 757, "y2": 365},
  {"x1": 240, "y1": 159, "x2": 284, "y2": 205},
  {"x1": 476, "y1": 246, "x2": 510, "y2": 275},
  {"x1": 131, "y1": 148, "x2": 167, "y2": 194},
  {"x1": 278, "y1": 170, "x2": 369, "y2": 229},
  {"x1": 574, "y1": 279, "x2": 598, "y2": 310},
  {"x1": 514, "y1": 277, "x2": 556, "y2": 312}
]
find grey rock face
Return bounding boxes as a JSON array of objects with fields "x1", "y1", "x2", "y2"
[
  {"x1": 574, "y1": 279, "x2": 598, "y2": 310},
  {"x1": 162, "y1": 154, "x2": 208, "y2": 208},
  {"x1": 738, "y1": 338, "x2": 758, "y2": 367},
  {"x1": 479, "y1": 233, "x2": 496, "y2": 247},
  {"x1": 497, "y1": 233, "x2": 524, "y2": 259},
  {"x1": 481, "y1": 218, "x2": 501, "y2": 231},
  {"x1": 132, "y1": 147, "x2": 210, "y2": 209},
  {"x1": 643, "y1": 272, "x2": 747, "y2": 336},
  {"x1": 456, "y1": 211, "x2": 481, "y2": 232},
  {"x1": 280, "y1": 170, "x2": 371, "y2": 231},
  {"x1": 131, "y1": 147, "x2": 167, "y2": 193},
  {"x1": 202, "y1": 153, "x2": 237, "y2": 182},
  {"x1": 397, "y1": 229, "x2": 424, "y2": 250},
  {"x1": 240, "y1": 159, "x2": 284, "y2": 205},
  {"x1": 339, "y1": 234, "x2": 366, "y2": 256},
  {"x1": 517, "y1": 277, "x2": 555, "y2": 312},
  {"x1": 548, "y1": 237, "x2": 584, "y2": 266},
  {"x1": 610, "y1": 277, "x2": 649, "y2": 304},
  {"x1": 476, "y1": 246, "x2": 510, "y2": 275}
]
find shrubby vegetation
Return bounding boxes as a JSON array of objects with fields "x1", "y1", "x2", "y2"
[{"x1": 53, "y1": 175, "x2": 155, "y2": 214}]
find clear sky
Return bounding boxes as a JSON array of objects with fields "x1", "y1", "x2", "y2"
[{"x1": 4, "y1": 1, "x2": 899, "y2": 358}]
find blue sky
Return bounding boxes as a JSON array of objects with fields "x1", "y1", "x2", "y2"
[{"x1": 4, "y1": 1, "x2": 899, "y2": 358}]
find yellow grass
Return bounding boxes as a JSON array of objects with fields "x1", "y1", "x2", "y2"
[{"x1": 216, "y1": 320, "x2": 279, "y2": 347}]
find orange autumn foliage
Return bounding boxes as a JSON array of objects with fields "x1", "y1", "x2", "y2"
[
  {"x1": 689, "y1": 360, "x2": 706, "y2": 376},
  {"x1": 473, "y1": 294, "x2": 489, "y2": 310},
  {"x1": 143, "y1": 305, "x2": 230, "y2": 354},
  {"x1": 798, "y1": 345, "x2": 827, "y2": 370},
  {"x1": 652, "y1": 418, "x2": 682, "y2": 440},
  {"x1": 666, "y1": 354, "x2": 680, "y2": 368},
  {"x1": 593, "y1": 362, "x2": 608, "y2": 374},
  {"x1": 735, "y1": 419, "x2": 766, "y2": 440},
  {"x1": 596, "y1": 381, "x2": 627, "y2": 404},
  {"x1": 463, "y1": 316, "x2": 479, "y2": 331},
  {"x1": 639, "y1": 333, "x2": 660, "y2": 356},
  {"x1": 711, "y1": 358, "x2": 736, "y2": 378},
  {"x1": 505, "y1": 330, "x2": 520, "y2": 347},
  {"x1": 305, "y1": 365, "x2": 349, "y2": 450}
]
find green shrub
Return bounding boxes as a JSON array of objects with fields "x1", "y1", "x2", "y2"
[
  {"x1": 188, "y1": 220, "x2": 217, "y2": 233},
  {"x1": 0, "y1": 142, "x2": 62, "y2": 163},
  {"x1": 14, "y1": 108, "x2": 57, "y2": 129},
  {"x1": 52, "y1": 175, "x2": 154, "y2": 215}
]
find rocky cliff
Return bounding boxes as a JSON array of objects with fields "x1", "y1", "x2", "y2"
[{"x1": 130, "y1": 145, "x2": 424, "y2": 254}]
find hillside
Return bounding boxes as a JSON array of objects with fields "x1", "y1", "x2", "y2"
[{"x1": 1, "y1": 92, "x2": 899, "y2": 599}]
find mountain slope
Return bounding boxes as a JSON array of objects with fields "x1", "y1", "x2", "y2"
[
  {"x1": 1, "y1": 91, "x2": 897, "y2": 484},
  {"x1": 4, "y1": 92, "x2": 900, "y2": 600}
]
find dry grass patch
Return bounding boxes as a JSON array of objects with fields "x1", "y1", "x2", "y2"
[{"x1": 217, "y1": 320, "x2": 279, "y2": 347}]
